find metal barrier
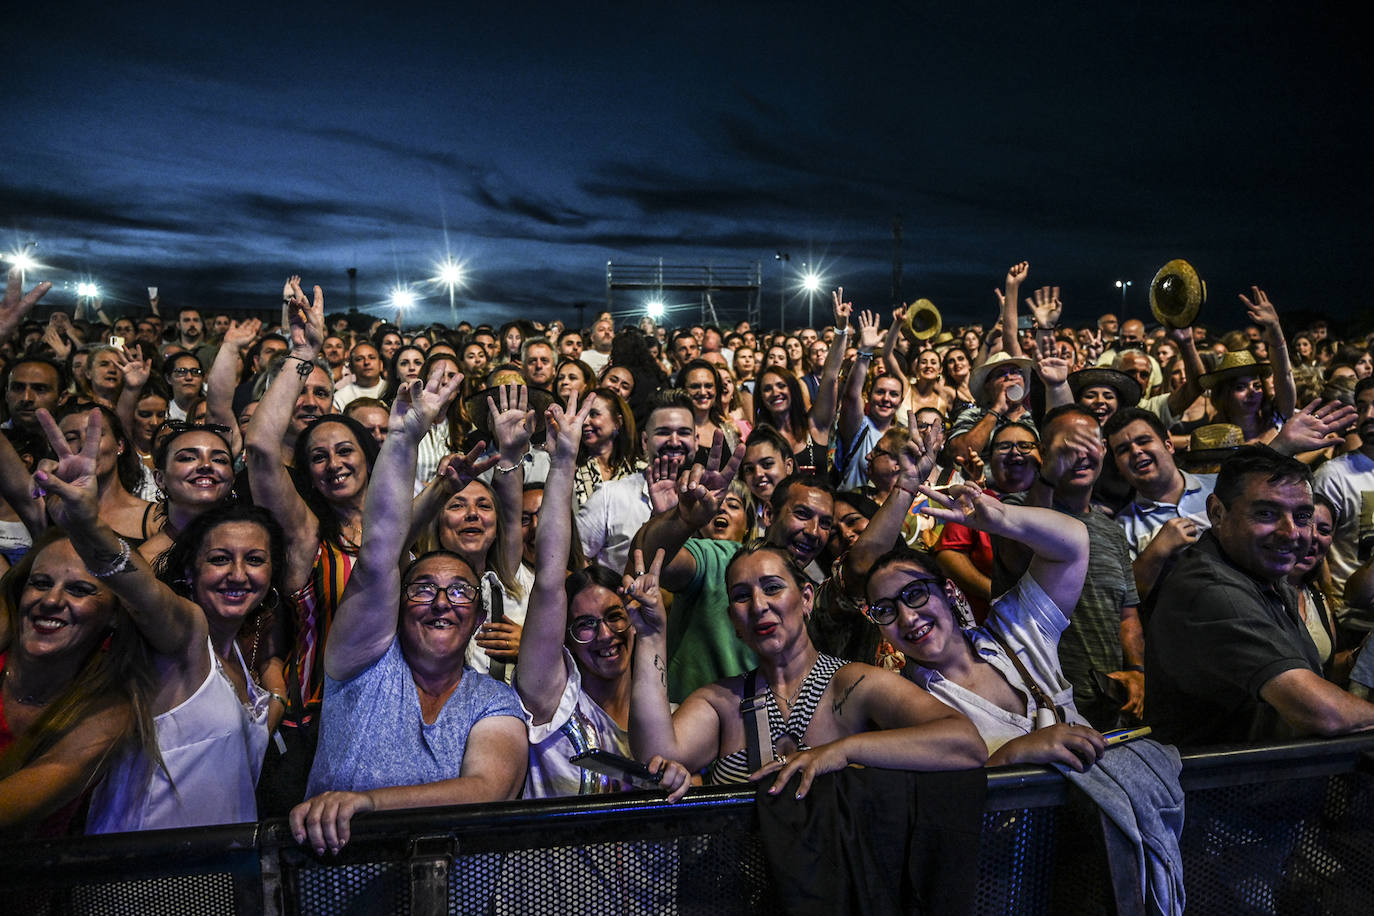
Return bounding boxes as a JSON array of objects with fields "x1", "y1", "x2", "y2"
[{"x1": 5, "y1": 735, "x2": 1374, "y2": 915}]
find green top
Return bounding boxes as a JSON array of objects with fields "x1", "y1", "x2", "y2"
[{"x1": 666, "y1": 538, "x2": 758, "y2": 704}]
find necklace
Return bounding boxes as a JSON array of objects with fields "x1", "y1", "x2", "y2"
[
  {"x1": 2, "y1": 664, "x2": 58, "y2": 707},
  {"x1": 768, "y1": 654, "x2": 820, "y2": 713}
]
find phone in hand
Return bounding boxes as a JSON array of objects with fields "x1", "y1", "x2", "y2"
[
  {"x1": 569, "y1": 749, "x2": 662, "y2": 787},
  {"x1": 109, "y1": 335, "x2": 125, "y2": 350},
  {"x1": 1103, "y1": 725, "x2": 1152, "y2": 746}
]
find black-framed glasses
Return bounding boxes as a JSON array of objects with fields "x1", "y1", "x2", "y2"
[
  {"x1": 169, "y1": 366, "x2": 204, "y2": 378},
  {"x1": 991, "y1": 440, "x2": 1037, "y2": 455},
  {"x1": 865, "y1": 578, "x2": 939, "y2": 626},
  {"x1": 568, "y1": 610, "x2": 631, "y2": 644},
  {"x1": 404, "y1": 581, "x2": 478, "y2": 606}
]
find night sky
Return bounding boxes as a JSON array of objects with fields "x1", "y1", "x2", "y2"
[{"x1": 4, "y1": 2, "x2": 1371, "y2": 333}]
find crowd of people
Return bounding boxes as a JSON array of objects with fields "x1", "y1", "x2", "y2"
[{"x1": 2, "y1": 260, "x2": 1374, "y2": 891}]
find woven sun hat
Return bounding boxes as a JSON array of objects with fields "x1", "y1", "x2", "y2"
[
  {"x1": 1067, "y1": 367, "x2": 1143, "y2": 407},
  {"x1": 1181, "y1": 422, "x2": 1245, "y2": 468},
  {"x1": 1200, "y1": 349, "x2": 1271, "y2": 390},
  {"x1": 970, "y1": 352, "x2": 1034, "y2": 407}
]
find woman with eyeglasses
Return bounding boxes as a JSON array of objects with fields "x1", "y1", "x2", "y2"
[
  {"x1": 934, "y1": 424, "x2": 1040, "y2": 625},
  {"x1": 865, "y1": 484, "x2": 1107, "y2": 769},
  {"x1": 516, "y1": 390, "x2": 691, "y2": 800},
  {"x1": 289, "y1": 369, "x2": 527, "y2": 857},
  {"x1": 164, "y1": 352, "x2": 206, "y2": 422},
  {"x1": 629, "y1": 537, "x2": 985, "y2": 799}
]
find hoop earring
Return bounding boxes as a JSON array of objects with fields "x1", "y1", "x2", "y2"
[{"x1": 260, "y1": 588, "x2": 280, "y2": 611}]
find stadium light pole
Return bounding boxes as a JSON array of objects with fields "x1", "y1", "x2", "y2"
[
  {"x1": 1115, "y1": 279, "x2": 1132, "y2": 308},
  {"x1": 802, "y1": 268, "x2": 822, "y2": 328}
]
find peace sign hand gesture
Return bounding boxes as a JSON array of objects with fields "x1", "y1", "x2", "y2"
[
  {"x1": 33, "y1": 408, "x2": 103, "y2": 530},
  {"x1": 622, "y1": 548, "x2": 668, "y2": 638}
]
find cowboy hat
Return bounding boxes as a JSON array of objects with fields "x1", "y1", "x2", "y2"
[
  {"x1": 969, "y1": 352, "x2": 1034, "y2": 407},
  {"x1": 1199, "y1": 349, "x2": 1271, "y2": 390},
  {"x1": 1068, "y1": 367, "x2": 1143, "y2": 407}
]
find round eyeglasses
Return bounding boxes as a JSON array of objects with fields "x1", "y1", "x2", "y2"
[
  {"x1": 404, "y1": 581, "x2": 478, "y2": 606},
  {"x1": 865, "y1": 578, "x2": 939, "y2": 626},
  {"x1": 568, "y1": 610, "x2": 632, "y2": 644}
]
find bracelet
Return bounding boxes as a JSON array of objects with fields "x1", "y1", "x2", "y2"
[
  {"x1": 989, "y1": 409, "x2": 1006, "y2": 422},
  {"x1": 89, "y1": 537, "x2": 135, "y2": 579},
  {"x1": 267, "y1": 692, "x2": 288, "y2": 708},
  {"x1": 495, "y1": 448, "x2": 531, "y2": 474},
  {"x1": 1122, "y1": 664, "x2": 1145, "y2": 674},
  {"x1": 856, "y1": 347, "x2": 875, "y2": 358},
  {"x1": 895, "y1": 483, "x2": 922, "y2": 499},
  {"x1": 1035, "y1": 324, "x2": 1058, "y2": 332},
  {"x1": 286, "y1": 354, "x2": 315, "y2": 379}
]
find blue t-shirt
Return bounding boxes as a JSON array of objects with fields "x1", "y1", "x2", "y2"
[{"x1": 307, "y1": 636, "x2": 524, "y2": 796}]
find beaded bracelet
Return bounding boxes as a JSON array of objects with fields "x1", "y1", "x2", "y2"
[{"x1": 89, "y1": 537, "x2": 135, "y2": 579}]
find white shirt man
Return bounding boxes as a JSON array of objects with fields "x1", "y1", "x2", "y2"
[{"x1": 576, "y1": 398, "x2": 696, "y2": 573}]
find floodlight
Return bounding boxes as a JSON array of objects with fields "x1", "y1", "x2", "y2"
[
  {"x1": 646, "y1": 300, "x2": 665, "y2": 319},
  {"x1": 391, "y1": 288, "x2": 416, "y2": 309},
  {"x1": 438, "y1": 261, "x2": 464, "y2": 288},
  {"x1": 802, "y1": 272, "x2": 822, "y2": 293},
  {"x1": 77, "y1": 282, "x2": 99, "y2": 298}
]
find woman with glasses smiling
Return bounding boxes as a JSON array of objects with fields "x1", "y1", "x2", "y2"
[
  {"x1": 865, "y1": 484, "x2": 1108, "y2": 770},
  {"x1": 289, "y1": 368, "x2": 527, "y2": 858},
  {"x1": 516, "y1": 390, "x2": 691, "y2": 801}
]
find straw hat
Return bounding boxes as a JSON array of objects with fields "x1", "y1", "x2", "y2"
[
  {"x1": 1067, "y1": 367, "x2": 1143, "y2": 407},
  {"x1": 1182, "y1": 423, "x2": 1245, "y2": 467},
  {"x1": 970, "y1": 352, "x2": 1034, "y2": 407},
  {"x1": 1200, "y1": 350, "x2": 1271, "y2": 390}
]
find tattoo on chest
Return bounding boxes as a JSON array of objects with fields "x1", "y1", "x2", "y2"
[{"x1": 832, "y1": 675, "x2": 865, "y2": 716}]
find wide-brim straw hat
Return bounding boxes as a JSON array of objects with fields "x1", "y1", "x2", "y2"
[
  {"x1": 1068, "y1": 367, "x2": 1143, "y2": 407},
  {"x1": 970, "y1": 352, "x2": 1034, "y2": 407},
  {"x1": 1182, "y1": 422, "x2": 1245, "y2": 466},
  {"x1": 1200, "y1": 349, "x2": 1271, "y2": 390}
]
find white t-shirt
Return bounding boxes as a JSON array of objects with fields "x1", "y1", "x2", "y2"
[
  {"x1": 1315, "y1": 449, "x2": 1374, "y2": 604},
  {"x1": 522, "y1": 647, "x2": 632, "y2": 798}
]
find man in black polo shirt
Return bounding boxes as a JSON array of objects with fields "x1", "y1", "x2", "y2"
[{"x1": 1146, "y1": 446, "x2": 1374, "y2": 745}]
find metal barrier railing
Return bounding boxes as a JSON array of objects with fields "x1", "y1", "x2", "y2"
[{"x1": 6, "y1": 734, "x2": 1374, "y2": 915}]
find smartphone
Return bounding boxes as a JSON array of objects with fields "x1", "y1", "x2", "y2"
[
  {"x1": 569, "y1": 749, "x2": 662, "y2": 786},
  {"x1": 109, "y1": 335, "x2": 125, "y2": 349},
  {"x1": 1103, "y1": 725, "x2": 1152, "y2": 746},
  {"x1": 148, "y1": 287, "x2": 158, "y2": 300},
  {"x1": 1017, "y1": 314, "x2": 1035, "y2": 330}
]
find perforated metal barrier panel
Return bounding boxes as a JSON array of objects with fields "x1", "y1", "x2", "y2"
[{"x1": 7, "y1": 738, "x2": 1374, "y2": 916}]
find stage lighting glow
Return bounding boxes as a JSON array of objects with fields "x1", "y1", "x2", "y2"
[
  {"x1": 646, "y1": 300, "x2": 665, "y2": 319},
  {"x1": 391, "y1": 288, "x2": 416, "y2": 309},
  {"x1": 802, "y1": 271, "x2": 822, "y2": 292},
  {"x1": 77, "y1": 282, "x2": 99, "y2": 297}
]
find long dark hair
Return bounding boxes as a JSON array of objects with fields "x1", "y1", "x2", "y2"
[
  {"x1": 291, "y1": 414, "x2": 380, "y2": 547},
  {"x1": 577, "y1": 387, "x2": 638, "y2": 468},
  {"x1": 752, "y1": 367, "x2": 809, "y2": 435}
]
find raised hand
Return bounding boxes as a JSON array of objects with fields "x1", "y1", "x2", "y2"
[
  {"x1": 1, "y1": 265, "x2": 53, "y2": 344},
  {"x1": 955, "y1": 449, "x2": 986, "y2": 487},
  {"x1": 393, "y1": 364, "x2": 464, "y2": 438},
  {"x1": 1239, "y1": 286, "x2": 1280, "y2": 329},
  {"x1": 1041, "y1": 422, "x2": 1103, "y2": 487},
  {"x1": 33, "y1": 408, "x2": 103, "y2": 529},
  {"x1": 646, "y1": 453, "x2": 685, "y2": 515},
  {"x1": 223, "y1": 318, "x2": 262, "y2": 352},
  {"x1": 1035, "y1": 355, "x2": 1070, "y2": 387},
  {"x1": 675, "y1": 432, "x2": 745, "y2": 529},
  {"x1": 487, "y1": 382, "x2": 535, "y2": 455},
  {"x1": 1026, "y1": 285, "x2": 1063, "y2": 329},
  {"x1": 114, "y1": 347, "x2": 151, "y2": 390},
  {"x1": 1006, "y1": 260, "x2": 1029, "y2": 289},
  {"x1": 40, "y1": 325, "x2": 71, "y2": 361},
  {"x1": 896, "y1": 408, "x2": 940, "y2": 488},
  {"x1": 855, "y1": 309, "x2": 882, "y2": 350},
  {"x1": 622, "y1": 547, "x2": 667, "y2": 639},
  {"x1": 544, "y1": 389, "x2": 594, "y2": 463},
  {"x1": 831, "y1": 287, "x2": 853, "y2": 330},
  {"x1": 285, "y1": 277, "x2": 325, "y2": 354},
  {"x1": 917, "y1": 482, "x2": 1010, "y2": 533},
  {"x1": 1272, "y1": 398, "x2": 1359, "y2": 455},
  {"x1": 437, "y1": 442, "x2": 499, "y2": 494}
]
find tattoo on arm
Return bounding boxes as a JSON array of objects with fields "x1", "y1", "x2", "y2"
[
  {"x1": 654, "y1": 654, "x2": 666, "y2": 687},
  {"x1": 832, "y1": 675, "x2": 865, "y2": 716}
]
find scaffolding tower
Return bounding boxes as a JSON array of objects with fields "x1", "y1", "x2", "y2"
[{"x1": 606, "y1": 260, "x2": 762, "y2": 328}]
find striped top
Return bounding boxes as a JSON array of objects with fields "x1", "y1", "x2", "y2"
[
  {"x1": 706, "y1": 653, "x2": 845, "y2": 785},
  {"x1": 281, "y1": 538, "x2": 358, "y2": 724}
]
